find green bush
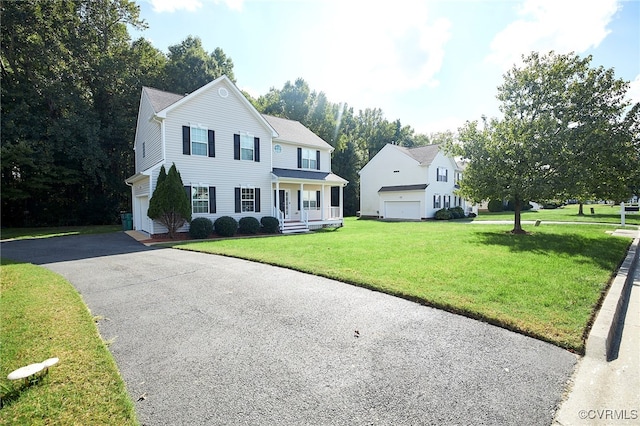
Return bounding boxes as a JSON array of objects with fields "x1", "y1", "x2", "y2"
[
  {"x1": 449, "y1": 206, "x2": 465, "y2": 219},
  {"x1": 189, "y1": 217, "x2": 214, "y2": 239},
  {"x1": 435, "y1": 208, "x2": 452, "y2": 220},
  {"x1": 238, "y1": 216, "x2": 261, "y2": 234},
  {"x1": 214, "y1": 216, "x2": 238, "y2": 237},
  {"x1": 507, "y1": 199, "x2": 533, "y2": 211},
  {"x1": 261, "y1": 216, "x2": 280, "y2": 234},
  {"x1": 487, "y1": 199, "x2": 504, "y2": 212}
]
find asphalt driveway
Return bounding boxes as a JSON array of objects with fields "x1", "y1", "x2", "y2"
[{"x1": 1, "y1": 233, "x2": 577, "y2": 425}]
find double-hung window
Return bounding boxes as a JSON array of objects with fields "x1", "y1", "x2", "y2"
[
  {"x1": 437, "y1": 167, "x2": 448, "y2": 182},
  {"x1": 241, "y1": 188, "x2": 255, "y2": 212},
  {"x1": 444, "y1": 195, "x2": 451, "y2": 208},
  {"x1": 433, "y1": 195, "x2": 441, "y2": 209},
  {"x1": 241, "y1": 134, "x2": 254, "y2": 160},
  {"x1": 191, "y1": 127, "x2": 208, "y2": 156},
  {"x1": 302, "y1": 149, "x2": 317, "y2": 169},
  {"x1": 302, "y1": 190, "x2": 320, "y2": 210},
  {"x1": 185, "y1": 185, "x2": 216, "y2": 214},
  {"x1": 192, "y1": 186, "x2": 209, "y2": 213}
]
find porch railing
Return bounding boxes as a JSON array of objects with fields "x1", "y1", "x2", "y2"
[{"x1": 272, "y1": 206, "x2": 284, "y2": 231}]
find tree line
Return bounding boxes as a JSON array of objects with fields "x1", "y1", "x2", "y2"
[
  {"x1": 1, "y1": 0, "x2": 437, "y2": 226},
  {"x1": 2, "y1": 1, "x2": 638, "y2": 228}
]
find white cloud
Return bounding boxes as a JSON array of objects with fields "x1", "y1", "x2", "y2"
[
  {"x1": 307, "y1": 0, "x2": 451, "y2": 107},
  {"x1": 628, "y1": 74, "x2": 640, "y2": 105},
  {"x1": 486, "y1": 0, "x2": 619, "y2": 69},
  {"x1": 146, "y1": 0, "x2": 243, "y2": 13}
]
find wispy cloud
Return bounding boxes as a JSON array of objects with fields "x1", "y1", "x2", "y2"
[
  {"x1": 308, "y1": 1, "x2": 451, "y2": 108},
  {"x1": 628, "y1": 74, "x2": 640, "y2": 105},
  {"x1": 486, "y1": 0, "x2": 619, "y2": 69},
  {"x1": 146, "y1": 0, "x2": 243, "y2": 13}
]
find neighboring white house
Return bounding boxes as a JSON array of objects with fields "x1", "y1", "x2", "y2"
[
  {"x1": 125, "y1": 75, "x2": 347, "y2": 235},
  {"x1": 359, "y1": 143, "x2": 469, "y2": 220}
]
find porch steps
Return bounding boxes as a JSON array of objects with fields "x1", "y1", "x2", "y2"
[{"x1": 282, "y1": 221, "x2": 309, "y2": 234}]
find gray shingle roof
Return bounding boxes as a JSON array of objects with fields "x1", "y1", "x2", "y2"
[
  {"x1": 397, "y1": 144, "x2": 440, "y2": 165},
  {"x1": 272, "y1": 168, "x2": 347, "y2": 183},
  {"x1": 378, "y1": 184, "x2": 428, "y2": 192},
  {"x1": 262, "y1": 115, "x2": 333, "y2": 150},
  {"x1": 143, "y1": 87, "x2": 185, "y2": 113}
]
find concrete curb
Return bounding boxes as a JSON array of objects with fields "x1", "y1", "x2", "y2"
[{"x1": 585, "y1": 234, "x2": 639, "y2": 360}]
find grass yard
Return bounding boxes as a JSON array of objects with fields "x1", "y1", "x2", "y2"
[
  {"x1": 473, "y1": 203, "x2": 640, "y2": 225},
  {"x1": 0, "y1": 225, "x2": 121, "y2": 241},
  {"x1": 0, "y1": 260, "x2": 138, "y2": 426},
  {"x1": 177, "y1": 218, "x2": 634, "y2": 353}
]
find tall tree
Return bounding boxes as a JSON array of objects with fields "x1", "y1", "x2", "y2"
[
  {"x1": 1, "y1": 0, "x2": 146, "y2": 226},
  {"x1": 164, "y1": 36, "x2": 235, "y2": 94},
  {"x1": 450, "y1": 51, "x2": 637, "y2": 233}
]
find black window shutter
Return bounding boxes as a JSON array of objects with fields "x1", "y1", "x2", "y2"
[
  {"x1": 234, "y1": 134, "x2": 240, "y2": 160},
  {"x1": 255, "y1": 188, "x2": 261, "y2": 212},
  {"x1": 184, "y1": 186, "x2": 191, "y2": 212},
  {"x1": 316, "y1": 150, "x2": 320, "y2": 170},
  {"x1": 297, "y1": 190, "x2": 301, "y2": 210},
  {"x1": 254, "y1": 137, "x2": 260, "y2": 162},
  {"x1": 182, "y1": 126, "x2": 190, "y2": 155},
  {"x1": 235, "y1": 187, "x2": 241, "y2": 212},
  {"x1": 297, "y1": 148, "x2": 302, "y2": 168},
  {"x1": 208, "y1": 130, "x2": 215, "y2": 157},
  {"x1": 209, "y1": 186, "x2": 216, "y2": 213},
  {"x1": 316, "y1": 190, "x2": 320, "y2": 208},
  {"x1": 446, "y1": 169, "x2": 448, "y2": 182}
]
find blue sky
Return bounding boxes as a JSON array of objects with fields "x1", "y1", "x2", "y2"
[{"x1": 131, "y1": 0, "x2": 640, "y2": 135}]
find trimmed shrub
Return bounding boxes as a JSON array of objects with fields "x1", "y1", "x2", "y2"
[
  {"x1": 261, "y1": 216, "x2": 280, "y2": 234},
  {"x1": 189, "y1": 217, "x2": 214, "y2": 239},
  {"x1": 238, "y1": 216, "x2": 261, "y2": 234},
  {"x1": 435, "y1": 208, "x2": 452, "y2": 220},
  {"x1": 449, "y1": 206, "x2": 465, "y2": 219},
  {"x1": 214, "y1": 216, "x2": 238, "y2": 237},
  {"x1": 487, "y1": 199, "x2": 504, "y2": 212}
]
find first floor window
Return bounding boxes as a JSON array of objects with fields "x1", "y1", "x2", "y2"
[
  {"x1": 433, "y1": 195, "x2": 441, "y2": 209},
  {"x1": 242, "y1": 188, "x2": 255, "y2": 212},
  {"x1": 191, "y1": 127, "x2": 208, "y2": 156},
  {"x1": 444, "y1": 195, "x2": 451, "y2": 209},
  {"x1": 192, "y1": 186, "x2": 209, "y2": 213},
  {"x1": 302, "y1": 190, "x2": 320, "y2": 209}
]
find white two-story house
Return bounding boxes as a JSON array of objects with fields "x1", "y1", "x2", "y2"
[
  {"x1": 125, "y1": 75, "x2": 347, "y2": 235},
  {"x1": 359, "y1": 143, "x2": 469, "y2": 220}
]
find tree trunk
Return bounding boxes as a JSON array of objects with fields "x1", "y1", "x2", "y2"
[
  {"x1": 578, "y1": 203, "x2": 584, "y2": 216},
  {"x1": 511, "y1": 197, "x2": 527, "y2": 234}
]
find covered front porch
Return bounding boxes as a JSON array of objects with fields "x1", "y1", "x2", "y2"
[{"x1": 271, "y1": 168, "x2": 348, "y2": 232}]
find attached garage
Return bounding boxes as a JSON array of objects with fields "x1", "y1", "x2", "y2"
[
  {"x1": 377, "y1": 184, "x2": 428, "y2": 220},
  {"x1": 384, "y1": 201, "x2": 421, "y2": 220}
]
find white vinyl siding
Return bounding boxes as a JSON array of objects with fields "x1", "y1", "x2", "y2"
[
  {"x1": 135, "y1": 91, "x2": 163, "y2": 172},
  {"x1": 161, "y1": 80, "x2": 272, "y2": 222}
]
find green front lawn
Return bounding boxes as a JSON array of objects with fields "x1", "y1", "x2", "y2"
[
  {"x1": 473, "y1": 203, "x2": 640, "y2": 225},
  {"x1": 0, "y1": 260, "x2": 138, "y2": 425},
  {"x1": 177, "y1": 218, "x2": 633, "y2": 352}
]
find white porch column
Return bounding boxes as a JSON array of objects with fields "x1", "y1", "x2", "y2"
[
  {"x1": 340, "y1": 185, "x2": 344, "y2": 219},
  {"x1": 321, "y1": 184, "x2": 326, "y2": 220},
  {"x1": 299, "y1": 183, "x2": 305, "y2": 222}
]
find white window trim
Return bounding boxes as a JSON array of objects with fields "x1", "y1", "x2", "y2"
[
  {"x1": 240, "y1": 133, "x2": 254, "y2": 161},
  {"x1": 301, "y1": 148, "x2": 317, "y2": 170},
  {"x1": 241, "y1": 186, "x2": 255, "y2": 212},
  {"x1": 191, "y1": 185, "x2": 209, "y2": 214},
  {"x1": 190, "y1": 125, "x2": 208, "y2": 156}
]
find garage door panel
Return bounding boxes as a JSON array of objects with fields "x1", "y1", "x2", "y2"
[{"x1": 384, "y1": 201, "x2": 420, "y2": 219}]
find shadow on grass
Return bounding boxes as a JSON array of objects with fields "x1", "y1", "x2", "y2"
[{"x1": 476, "y1": 231, "x2": 632, "y2": 271}]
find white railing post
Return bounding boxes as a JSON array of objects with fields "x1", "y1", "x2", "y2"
[{"x1": 621, "y1": 202, "x2": 625, "y2": 226}]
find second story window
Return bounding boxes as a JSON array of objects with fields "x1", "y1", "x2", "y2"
[
  {"x1": 298, "y1": 148, "x2": 320, "y2": 170},
  {"x1": 241, "y1": 134, "x2": 254, "y2": 161},
  {"x1": 191, "y1": 127, "x2": 207, "y2": 156},
  {"x1": 437, "y1": 167, "x2": 448, "y2": 182}
]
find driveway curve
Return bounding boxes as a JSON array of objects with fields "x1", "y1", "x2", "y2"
[{"x1": 2, "y1": 233, "x2": 576, "y2": 425}]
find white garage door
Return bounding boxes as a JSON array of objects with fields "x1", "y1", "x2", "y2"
[{"x1": 384, "y1": 201, "x2": 421, "y2": 220}]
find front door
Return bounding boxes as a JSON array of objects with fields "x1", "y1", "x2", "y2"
[{"x1": 279, "y1": 189, "x2": 291, "y2": 219}]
